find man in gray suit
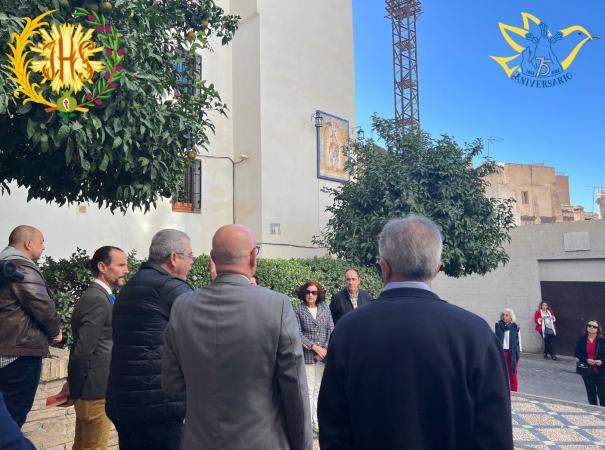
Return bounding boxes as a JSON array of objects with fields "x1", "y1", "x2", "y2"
[
  {"x1": 66, "y1": 246, "x2": 128, "y2": 449},
  {"x1": 163, "y1": 224, "x2": 312, "y2": 450}
]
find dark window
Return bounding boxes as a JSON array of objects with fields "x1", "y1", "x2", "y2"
[
  {"x1": 521, "y1": 191, "x2": 529, "y2": 204},
  {"x1": 173, "y1": 159, "x2": 201, "y2": 213},
  {"x1": 176, "y1": 55, "x2": 203, "y2": 96}
]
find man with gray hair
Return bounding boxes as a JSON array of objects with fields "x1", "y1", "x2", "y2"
[
  {"x1": 106, "y1": 229, "x2": 194, "y2": 450},
  {"x1": 318, "y1": 215, "x2": 513, "y2": 449}
]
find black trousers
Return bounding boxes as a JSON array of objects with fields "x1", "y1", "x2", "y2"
[
  {"x1": 115, "y1": 420, "x2": 183, "y2": 450},
  {"x1": 582, "y1": 374, "x2": 605, "y2": 406},
  {"x1": 0, "y1": 356, "x2": 42, "y2": 428},
  {"x1": 543, "y1": 334, "x2": 556, "y2": 356}
]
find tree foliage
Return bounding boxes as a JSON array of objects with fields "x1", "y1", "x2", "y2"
[
  {"x1": 0, "y1": 0, "x2": 239, "y2": 212},
  {"x1": 315, "y1": 116, "x2": 516, "y2": 278}
]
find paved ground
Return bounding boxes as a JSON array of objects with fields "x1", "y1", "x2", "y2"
[
  {"x1": 311, "y1": 352, "x2": 604, "y2": 449},
  {"x1": 518, "y1": 352, "x2": 589, "y2": 404},
  {"x1": 512, "y1": 393, "x2": 605, "y2": 449}
]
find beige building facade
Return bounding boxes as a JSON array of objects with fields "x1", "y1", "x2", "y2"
[
  {"x1": 0, "y1": 0, "x2": 356, "y2": 259},
  {"x1": 485, "y1": 163, "x2": 574, "y2": 225}
]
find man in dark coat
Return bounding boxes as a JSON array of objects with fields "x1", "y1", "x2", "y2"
[
  {"x1": 0, "y1": 225, "x2": 62, "y2": 427},
  {"x1": 329, "y1": 269, "x2": 372, "y2": 324},
  {"x1": 318, "y1": 215, "x2": 513, "y2": 450},
  {"x1": 106, "y1": 229, "x2": 194, "y2": 450},
  {"x1": 66, "y1": 246, "x2": 128, "y2": 449}
]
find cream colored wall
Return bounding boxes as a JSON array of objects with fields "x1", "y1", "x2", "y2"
[{"x1": 256, "y1": 0, "x2": 355, "y2": 257}]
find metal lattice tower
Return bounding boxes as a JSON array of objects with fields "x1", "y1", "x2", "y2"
[{"x1": 386, "y1": 0, "x2": 421, "y2": 133}]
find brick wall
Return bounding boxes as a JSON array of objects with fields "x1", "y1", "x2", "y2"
[{"x1": 22, "y1": 348, "x2": 117, "y2": 450}]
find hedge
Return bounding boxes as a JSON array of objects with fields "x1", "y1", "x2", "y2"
[{"x1": 40, "y1": 250, "x2": 382, "y2": 347}]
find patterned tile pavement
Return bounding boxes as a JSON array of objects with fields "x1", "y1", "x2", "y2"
[
  {"x1": 312, "y1": 391, "x2": 604, "y2": 449},
  {"x1": 512, "y1": 392, "x2": 605, "y2": 449}
]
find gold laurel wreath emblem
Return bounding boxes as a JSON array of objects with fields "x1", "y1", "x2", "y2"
[{"x1": 4, "y1": 9, "x2": 102, "y2": 113}]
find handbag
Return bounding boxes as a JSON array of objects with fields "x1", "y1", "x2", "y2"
[{"x1": 576, "y1": 361, "x2": 592, "y2": 376}]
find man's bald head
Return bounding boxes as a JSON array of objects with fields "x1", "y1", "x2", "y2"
[
  {"x1": 8, "y1": 225, "x2": 45, "y2": 262},
  {"x1": 8, "y1": 225, "x2": 39, "y2": 247},
  {"x1": 211, "y1": 224, "x2": 257, "y2": 277}
]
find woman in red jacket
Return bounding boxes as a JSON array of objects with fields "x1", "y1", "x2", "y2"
[{"x1": 534, "y1": 301, "x2": 557, "y2": 360}]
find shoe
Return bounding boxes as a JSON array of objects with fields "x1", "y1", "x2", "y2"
[
  {"x1": 544, "y1": 354, "x2": 549, "y2": 359},
  {"x1": 551, "y1": 355, "x2": 558, "y2": 360}
]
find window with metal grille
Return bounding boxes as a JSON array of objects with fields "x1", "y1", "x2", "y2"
[
  {"x1": 521, "y1": 191, "x2": 529, "y2": 204},
  {"x1": 173, "y1": 159, "x2": 201, "y2": 213},
  {"x1": 175, "y1": 55, "x2": 203, "y2": 96}
]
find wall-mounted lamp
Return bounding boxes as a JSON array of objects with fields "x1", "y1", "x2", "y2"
[
  {"x1": 313, "y1": 111, "x2": 324, "y2": 128},
  {"x1": 351, "y1": 126, "x2": 365, "y2": 141}
]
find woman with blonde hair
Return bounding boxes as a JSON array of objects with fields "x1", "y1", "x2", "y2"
[{"x1": 495, "y1": 308, "x2": 522, "y2": 391}]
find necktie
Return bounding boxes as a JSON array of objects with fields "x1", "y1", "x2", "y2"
[{"x1": 110, "y1": 294, "x2": 117, "y2": 303}]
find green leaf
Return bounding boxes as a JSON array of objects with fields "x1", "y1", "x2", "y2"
[
  {"x1": 91, "y1": 115, "x2": 101, "y2": 130},
  {"x1": 99, "y1": 154, "x2": 109, "y2": 172},
  {"x1": 57, "y1": 125, "x2": 70, "y2": 144},
  {"x1": 65, "y1": 138, "x2": 74, "y2": 164},
  {"x1": 40, "y1": 134, "x2": 49, "y2": 152},
  {"x1": 112, "y1": 136, "x2": 122, "y2": 149},
  {"x1": 26, "y1": 119, "x2": 36, "y2": 139}
]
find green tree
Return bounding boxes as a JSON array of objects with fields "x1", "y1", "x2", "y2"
[
  {"x1": 315, "y1": 116, "x2": 516, "y2": 277},
  {"x1": 0, "y1": 0, "x2": 238, "y2": 212}
]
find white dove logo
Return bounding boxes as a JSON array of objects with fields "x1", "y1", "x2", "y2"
[{"x1": 490, "y1": 12, "x2": 598, "y2": 88}]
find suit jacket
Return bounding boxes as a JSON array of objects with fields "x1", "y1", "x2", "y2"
[
  {"x1": 68, "y1": 282, "x2": 113, "y2": 400},
  {"x1": 318, "y1": 287, "x2": 513, "y2": 450},
  {"x1": 293, "y1": 302, "x2": 334, "y2": 364},
  {"x1": 162, "y1": 273, "x2": 312, "y2": 450},
  {"x1": 329, "y1": 288, "x2": 372, "y2": 324}
]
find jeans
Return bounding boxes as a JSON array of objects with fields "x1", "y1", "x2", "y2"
[
  {"x1": 115, "y1": 420, "x2": 183, "y2": 450},
  {"x1": 0, "y1": 356, "x2": 42, "y2": 427},
  {"x1": 582, "y1": 375, "x2": 605, "y2": 406},
  {"x1": 543, "y1": 334, "x2": 556, "y2": 356}
]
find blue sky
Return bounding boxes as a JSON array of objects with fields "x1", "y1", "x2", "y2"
[{"x1": 353, "y1": 0, "x2": 605, "y2": 211}]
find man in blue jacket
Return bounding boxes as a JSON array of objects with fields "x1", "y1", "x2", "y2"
[
  {"x1": 318, "y1": 215, "x2": 513, "y2": 450},
  {"x1": 106, "y1": 229, "x2": 194, "y2": 450}
]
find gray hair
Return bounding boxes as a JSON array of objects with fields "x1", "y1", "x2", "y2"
[
  {"x1": 148, "y1": 229, "x2": 190, "y2": 264},
  {"x1": 378, "y1": 215, "x2": 443, "y2": 281},
  {"x1": 501, "y1": 308, "x2": 516, "y2": 323}
]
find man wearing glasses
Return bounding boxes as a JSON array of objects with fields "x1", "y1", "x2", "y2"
[
  {"x1": 162, "y1": 224, "x2": 311, "y2": 450},
  {"x1": 106, "y1": 229, "x2": 194, "y2": 450}
]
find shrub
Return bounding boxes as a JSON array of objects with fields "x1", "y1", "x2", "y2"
[{"x1": 41, "y1": 251, "x2": 382, "y2": 347}]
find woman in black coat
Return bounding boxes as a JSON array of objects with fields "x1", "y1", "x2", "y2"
[
  {"x1": 495, "y1": 308, "x2": 522, "y2": 391},
  {"x1": 575, "y1": 319, "x2": 605, "y2": 406}
]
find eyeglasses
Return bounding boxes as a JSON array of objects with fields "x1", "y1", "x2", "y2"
[
  {"x1": 175, "y1": 252, "x2": 195, "y2": 260},
  {"x1": 304, "y1": 290, "x2": 318, "y2": 296},
  {"x1": 587, "y1": 324, "x2": 599, "y2": 329},
  {"x1": 251, "y1": 245, "x2": 260, "y2": 255}
]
